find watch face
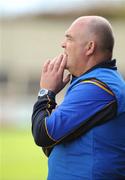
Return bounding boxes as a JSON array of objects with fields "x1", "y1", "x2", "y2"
[{"x1": 39, "y1": 89, "x2": 48, "y2": 96}]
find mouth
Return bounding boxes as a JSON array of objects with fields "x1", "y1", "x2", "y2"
[
  {"x1": 64, "y1": 51, "x2": 68, "y2": 56},
  {"x1": 64, "y1": 53, "x2": 69, "y2": 62}
]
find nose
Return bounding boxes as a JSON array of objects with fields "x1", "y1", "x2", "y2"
[{"x1": 61, "y1": 40, "x2": 66, "y2": 49}]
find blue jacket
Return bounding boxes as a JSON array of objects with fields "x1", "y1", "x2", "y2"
[{"x1": 32, "y1": 60, "x2": 125, "y2": 179}]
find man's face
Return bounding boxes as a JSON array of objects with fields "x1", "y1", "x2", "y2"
[{"x1": 61, "y1": 22, "x2": 88, "y2": 75}]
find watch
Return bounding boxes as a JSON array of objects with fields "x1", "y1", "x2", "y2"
[{"x1": 38, "y1": 88, "x2": 49, "y2": 97}]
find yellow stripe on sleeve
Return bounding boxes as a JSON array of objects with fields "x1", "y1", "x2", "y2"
[
  {"x1": 82, "y1": 80, "x2": 114, "y2": 96},
  {"x1": 44, "y1": 117, "x2": 57, "y2": 142}
]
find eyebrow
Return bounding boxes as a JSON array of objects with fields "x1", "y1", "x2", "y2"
[{"x1": 65, "y1": 34, "x2": 73, "y2": 39}]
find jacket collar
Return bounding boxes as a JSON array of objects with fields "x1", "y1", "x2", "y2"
[{"x1": 71, "y1": 59, "x2": 117, "y2": 83}]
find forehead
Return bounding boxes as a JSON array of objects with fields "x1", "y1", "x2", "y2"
[{"x1": 65, "y1": 21, "x2": 86, "y2": 37}]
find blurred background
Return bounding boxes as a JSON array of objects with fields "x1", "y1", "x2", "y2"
[{"x1": 0, "y1": 0, "x2": 125, "y2": 179}]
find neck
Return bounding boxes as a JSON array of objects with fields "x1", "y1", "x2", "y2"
[
  {"x1": 73, "y1": 54, "x2": 112, "y2": 77},
  {"x1": 74, "y1": 59, "x2": 97, "y2": 77}
]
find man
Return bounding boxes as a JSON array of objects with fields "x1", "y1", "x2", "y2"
[{"x1": 31, "y1": 16, "x2": 125, "y2": 179}]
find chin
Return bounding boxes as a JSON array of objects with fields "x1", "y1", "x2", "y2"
[{"x1": 65, "y1": 65, "x2": 72, "y2": 74}]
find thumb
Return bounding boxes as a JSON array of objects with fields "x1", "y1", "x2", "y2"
[{"x1": 63, "y1": 74, "x2": 71, "y2": 87}]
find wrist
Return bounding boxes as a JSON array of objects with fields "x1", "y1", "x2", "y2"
[
  {"x1": 38, "y1": 88, "x2": 57, "y2": 113},
  {"x1": 38, "y1": 88, "x2": 56, "y2": 99}
]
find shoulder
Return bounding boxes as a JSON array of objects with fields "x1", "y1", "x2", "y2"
[{"x1": 66, "y1": 78, "x2": 115, "y2": 101}]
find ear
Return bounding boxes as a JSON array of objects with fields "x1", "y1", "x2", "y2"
[{"x1": 86, "y1": 41, "x2": 95, "y2": 56}]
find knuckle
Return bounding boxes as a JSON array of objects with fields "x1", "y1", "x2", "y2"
[
  {"x1": 55, "y1": 62, "x2": 60, "y2": 67},
  {"x1": 60, "y1": 64, "x2": 64, "y2": 69}
]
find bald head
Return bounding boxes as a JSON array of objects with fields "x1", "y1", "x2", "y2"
[{"x1": 72, "y1": 16, "x2": 114, "y2": 55}]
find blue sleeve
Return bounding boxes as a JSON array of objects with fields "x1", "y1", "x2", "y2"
[{"x1": 46, "y1": 82, "x2": 116, "y2": 141}]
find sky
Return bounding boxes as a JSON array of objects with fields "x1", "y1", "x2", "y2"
[{"x1": 0, "y1": 0, "x2": 124, "y2": 17}]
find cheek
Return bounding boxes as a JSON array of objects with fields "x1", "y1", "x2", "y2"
[
  {"x1": 66, "y1": 43, "x2": 81, "y2": 66},
  {"x1": 65, "y1": 55, "x2": 73, "y2": 70},
  {"x1": 67, "y1": 44, "x2": 77, "y2": 58},
  {"x1": 66, "y1": 45, "x2": 78, "y2": 64},
  {"x1": 66, "y1": 54, "x2": 76, "y2": 70}
]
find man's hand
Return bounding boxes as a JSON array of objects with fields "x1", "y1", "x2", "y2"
[{"x1": 40, "y1": 54, "x2": 71, "y2": 94}]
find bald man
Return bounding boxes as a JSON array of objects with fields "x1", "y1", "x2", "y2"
[{"x1": 32, "y1": 16, "x2": 125, "y2": 179}]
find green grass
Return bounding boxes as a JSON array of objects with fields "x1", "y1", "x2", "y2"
[{"x1": 0, "y1": 128, "x2": 48, "y2": 180}]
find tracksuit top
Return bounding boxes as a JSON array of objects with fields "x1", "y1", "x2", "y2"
[{"x1": 32, "y1": 59, "x2": 125, "y2": 180}]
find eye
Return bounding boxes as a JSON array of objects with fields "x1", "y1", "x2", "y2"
[
  {"x1": 65, "y1": 34, "x2": 73, "y2": 41},
  {"x1": 67, "y1": 38, "x2": 71, "y2": 41},
  {"x1": 66, "y1": 37, "x2": 72, "y2": 41}
]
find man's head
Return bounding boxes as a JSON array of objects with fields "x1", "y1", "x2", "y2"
[{"x1": 61, "y1": 16, "x2": 114, "y2": 76}]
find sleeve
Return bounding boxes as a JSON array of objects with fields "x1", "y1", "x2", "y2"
[
  {"x1": 31, "y1": 91, "x2": 57, "y2": 156},
  {"x1": 31, "y1": 80, "x2": 117, "y2": 150}
]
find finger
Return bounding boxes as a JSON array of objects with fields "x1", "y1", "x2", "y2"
[
  {"x1": 43, "y1": 60, "x2": 51, "y2": 73},
  {"x1": 53, "y1": 54, "x2": 63, "y2": 71},
  {"x1": 63, "y1": 74, "x2": 71, "y2": 87},
  {"x1": 48, "y1": 57, "x2": 57, "y2": 71},
  {"x1": 58, "y1": 54, "x2": 67, "y2": 74}
]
